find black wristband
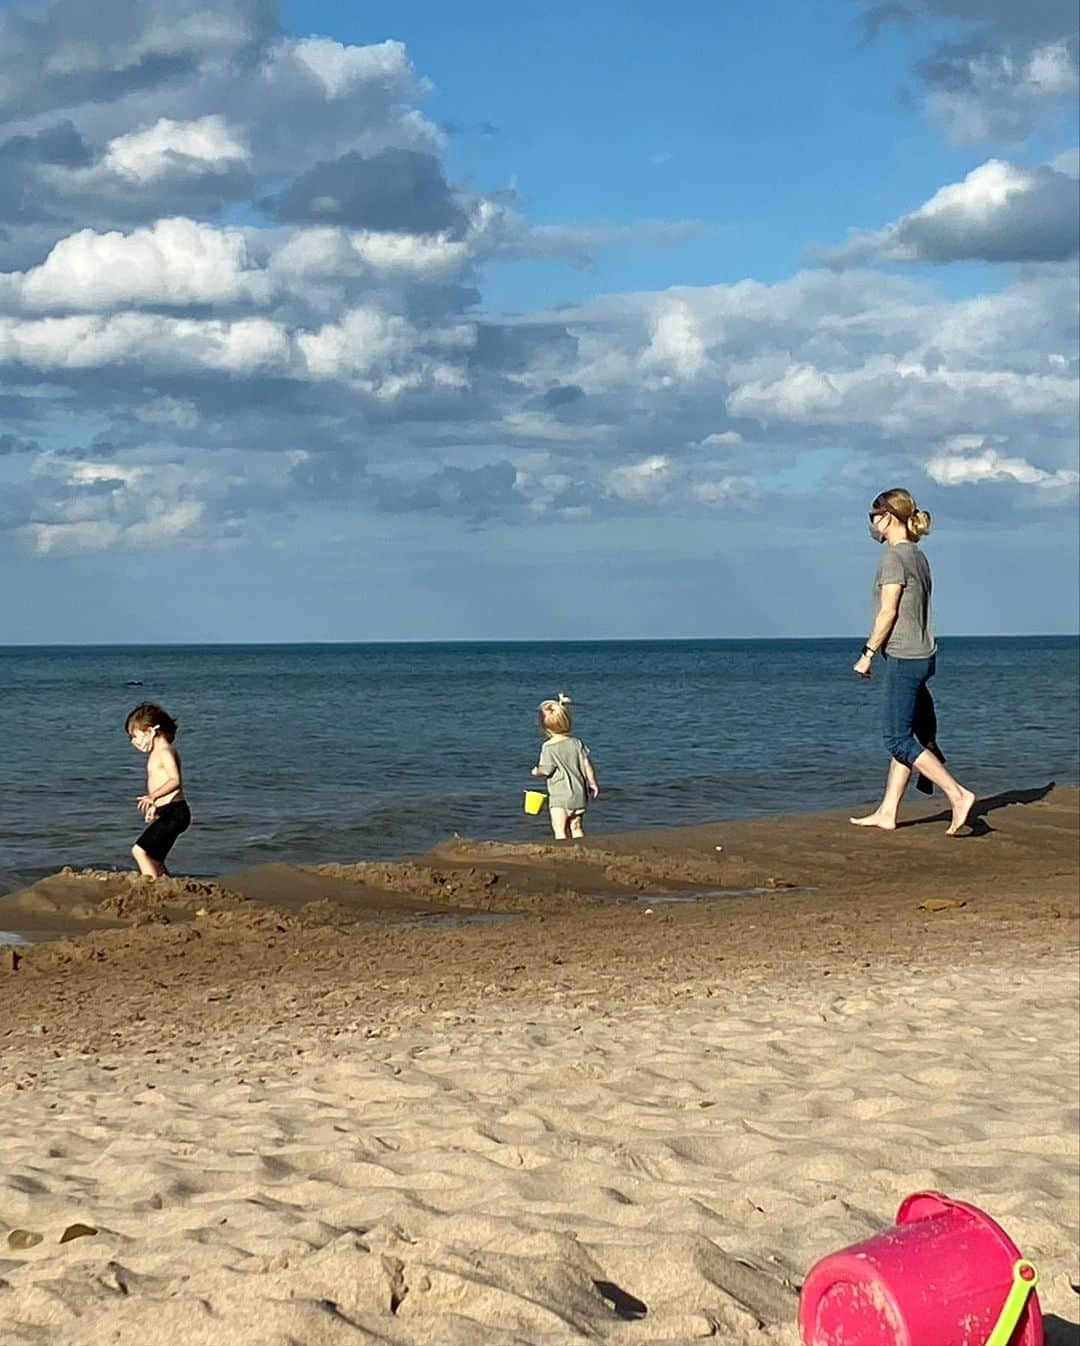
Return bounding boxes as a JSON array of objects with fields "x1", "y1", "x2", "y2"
[{"x1": 861, "y1": 644, "x2": 877, "y2": 657}]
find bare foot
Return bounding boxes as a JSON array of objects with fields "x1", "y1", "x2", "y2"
[
  {"x1": 849, "y1": 812, "x2": 897, "y2": 830},
  {"x1": 947, "y1": 789, "x2": 976, "y2": 836}
]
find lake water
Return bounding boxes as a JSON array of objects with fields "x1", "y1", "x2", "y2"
[{"x1": 1, "y1": 637, "x2": 1076, "y2": 892}]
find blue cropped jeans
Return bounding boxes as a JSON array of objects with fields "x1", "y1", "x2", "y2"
[{"x1": 882, "y1": 654, "x2": 937, "y2": 768}]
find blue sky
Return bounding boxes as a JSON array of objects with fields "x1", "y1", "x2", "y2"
[
  {"x1": 283, "y1": 1, "x2": 1069, "y2": 304},
  {"x1": 0, "y1": 0, "x2": 1077, "y2": 641}
]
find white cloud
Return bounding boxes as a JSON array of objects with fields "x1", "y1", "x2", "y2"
[
  {"x1": 248, "y1": 34, "x2": 442, "y2": 168},
  {"x1": 64, "y1": 459, "x2": 146, "y2": 487},
  {"x1": 25, "y1": 520, "x2": 123, "y2": 553},
  {"x1": 0, "y1": 311, "x2": 289, "y2": 373},
  {"x1": 23, "y1": 491, "x2": 205, "y2": 554},
  {"x1": 606, "y1": 455, "x2": 672, "y2": 501},
  {"x1": 289, "y1": 36, "x2": 416, "y2": 100},
  {"x1": 640, "y1": 300, "x2": 707, "y2": 382},
  {"x1": 347, "y1": 230, "x2": 470, "y2": 279},
  {"x1": 270, "y1": 226, "x2": 471, "y2": 286},
  {"x1": 0, "y1": 2, "x2": 1076, "y2": 561},
  {"x1": 0, "y1": 0, "x2": 274, "y2": 123},
  {"x1": 134, "y1": 396, "x2": 201, "y2": 430},
  {"x1": 691, "y1": 475, "x2": 756, "y2": 505},
  {"x1": 499, "y1": 411, "x2": 609, "y2": 443},
  {"x1": 859, "y1": 4, "x2": 1079, "y2": 147},
  {"x1": 294, "y1": 307, "x2": 472, "y2": 394},
  {"x1": 926, "y1": 446, "x2": 1079, "y2": 489},
  {"x1": 927, "y1": 40, "x2": 1080, "y2": 146},
  {"x1": 727, "y1": 357, "x2": 1076, "y2": 431},
  {"x1": 295, "y1": 307, "x2": 414, "y2": 381},
  {"x1": 821, "y1": 159, "x2": 1079, "y2": 265},
  {"x1": 729, "y1": 364, "x2": 844, "y2": 422},
  {"x1": 124, "y1": 497, "x2": 205, "y2": 544},
  {"x1": 103, "y1": 116, "x2": 249, "y2": 181},
  {"x1": 1049, "y1": 148, "x2": 1080, "y2": 178},
  {"x1": 3, "y1": 218, "x2": 266, "y2": 311}
]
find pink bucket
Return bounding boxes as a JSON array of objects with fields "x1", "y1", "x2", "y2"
[{"x1": 798, "y1": 1191, "x2": 1043, "y2": 1346}]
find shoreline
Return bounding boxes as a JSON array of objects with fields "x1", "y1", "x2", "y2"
[
  {"x1": 1, "y1": 785, "x2": 1076, "y2": 1048},
  {"x1": 3, "y1": 777, "x2": 1076, "y2": 906},
  {"x1": 1, "y1": 776, "x2": 1071, "y2": 915},
  {"x1": 1, "y1": 787, "x2": 1077, "y2": 1343}
]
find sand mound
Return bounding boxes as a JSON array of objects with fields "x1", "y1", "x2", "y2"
[
  {"x1": 433, "y1": 837, "x2": 766, "y2": 892},
  {"x1": 1, "y1": 870, "x2": 250, "y2": 922},
  {"x1": 309, "y1": 859, "x2": 588, "y2": 913}
]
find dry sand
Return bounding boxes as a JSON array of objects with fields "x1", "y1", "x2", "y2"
[{"x1": 1, "y1": 787, "x2": 1078, "y2": 1344}]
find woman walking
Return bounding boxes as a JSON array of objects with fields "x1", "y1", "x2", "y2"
[{"x1": 850, "y1": 488, "x2": 975, "y2": 835}]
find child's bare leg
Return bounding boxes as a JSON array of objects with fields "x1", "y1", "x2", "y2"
[
  {"x1": 568, "y1": 813, "x2": 585, "y2": 839},
  {"x1": 132, "y1": 844, "x2": 166, "y2": 878},
  {"x1": 548, "y1": 807, "x2": 571, "y2": 841}
]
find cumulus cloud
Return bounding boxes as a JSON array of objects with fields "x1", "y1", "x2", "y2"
[
  {"x1": 640, "y1": 301, "x2": 708, "y2": 383},
  {"x1": 860, "y1": 1, "x2": 1079, "y2": 145},
  {"x1": 0, "y1": 311, "x2": 290, "y2": 374},
  {"x1": 926, "y1": 440, "x2": 1079, "y2": 491},
  {"x1": 102, "y1": 115, "x2": 249, "y2": 181},
  {"x1": 267, "y1": 148, "x2": 468, "y2": 234},
  {"x1": 606, "y1": 455, "x2": 673, "y2": 502},
  {"x1": 1049, "y1": 147, "x2": 1080, "y2": 177},
  {"x1": 3, "y1": 242, "x2": 1076, "y2": 550},
  {"x1": 821, "y1": 158, "x2": 1080, "y2": 265},
  {"x1": 922, "y1": 38, "x2": 1078, "y2": 146},
  {"x1": 270, "y1": 226, "x2": 471, "y2": 286},
  {"x1": 0, "y1": 8, "x2": 436, "y2": 258},
  {"x1": 16, "y1": 439, "x2": 311, "y2": 554},
  {"x1": 0, "y1": 218, "x2": 267, "y2": 311},
  {"x1": 0, "y1": 0, "x2": 1075, "y2": 556},
  {"x1": 288, "y1": 34, "x2": 408, "y2": 99},
  {"x1": 294, "y1": 308, "x2": 472, "y2": 395},
  {"x1": 19, "y1": 450, "x2": 204, "y2": 554},
  {"x1": 0, "y1": 0, "x2": 278, "y2": 123}
]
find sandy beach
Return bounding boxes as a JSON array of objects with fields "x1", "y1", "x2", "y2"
[{"x1": 2, "y1": 787, "x2": 1078, "y2": 1344}]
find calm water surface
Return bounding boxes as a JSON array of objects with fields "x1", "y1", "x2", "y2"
[{"x1": 1, "y1": 638, "x2": 1076, "y2": 892}]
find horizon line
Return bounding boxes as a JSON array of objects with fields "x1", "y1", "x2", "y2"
[{"x1": 2, "y1": 632, "x2": 1078, "y2": 650}]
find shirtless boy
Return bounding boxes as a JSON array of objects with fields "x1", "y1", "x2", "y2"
[{"x1": 125, "y1": 702, "x2": 190, "y2": 878}]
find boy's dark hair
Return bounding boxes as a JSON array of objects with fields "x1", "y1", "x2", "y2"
[{"x1": 125, "y1": 702, "x2": 178, "y2": 742}]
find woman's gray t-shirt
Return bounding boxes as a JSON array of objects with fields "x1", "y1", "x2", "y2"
[
  {"x1": 873, "y1": 542, "x2": 936, "y2": 658},
  {"x1": 538, "y1": 736, "x2": 591, "y2": 811}
]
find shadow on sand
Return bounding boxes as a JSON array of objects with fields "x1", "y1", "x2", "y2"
[
  {"x1": 1044, "y1": 1313, "x2": 1080, "y2": 1346},
  {"x1": 899, "y1": 781, "x2": 1057, "y2": 838}
]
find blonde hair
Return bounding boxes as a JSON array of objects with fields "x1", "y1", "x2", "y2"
[
  {"x1": 872, "y1": 488, "x2": 932, "y2": 541},
  {"x1": 538, "y1": 692, "x2": 573, "y2": 736}
]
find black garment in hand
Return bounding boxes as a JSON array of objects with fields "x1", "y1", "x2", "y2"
[{"x1": 912, "y1": 682, "x2": 945, "y2": 794}]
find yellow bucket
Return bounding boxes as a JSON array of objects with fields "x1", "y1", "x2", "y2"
[{"x1": 523, "y1": 790, "x2": 546, "y2": 815}]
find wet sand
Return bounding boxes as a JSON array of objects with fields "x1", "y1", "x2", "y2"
[{"x1": 1, "y1": 787, "x2": 1077, "y2": 1343}]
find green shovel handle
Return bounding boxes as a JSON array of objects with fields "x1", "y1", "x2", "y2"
[{"x1": 984, "y1": 1259, "x2": 1038, "y2": 1346}]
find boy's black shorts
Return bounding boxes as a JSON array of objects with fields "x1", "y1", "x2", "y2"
[{"x1": 135, "y1": 800, "x2": 191, "y2": 862}]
